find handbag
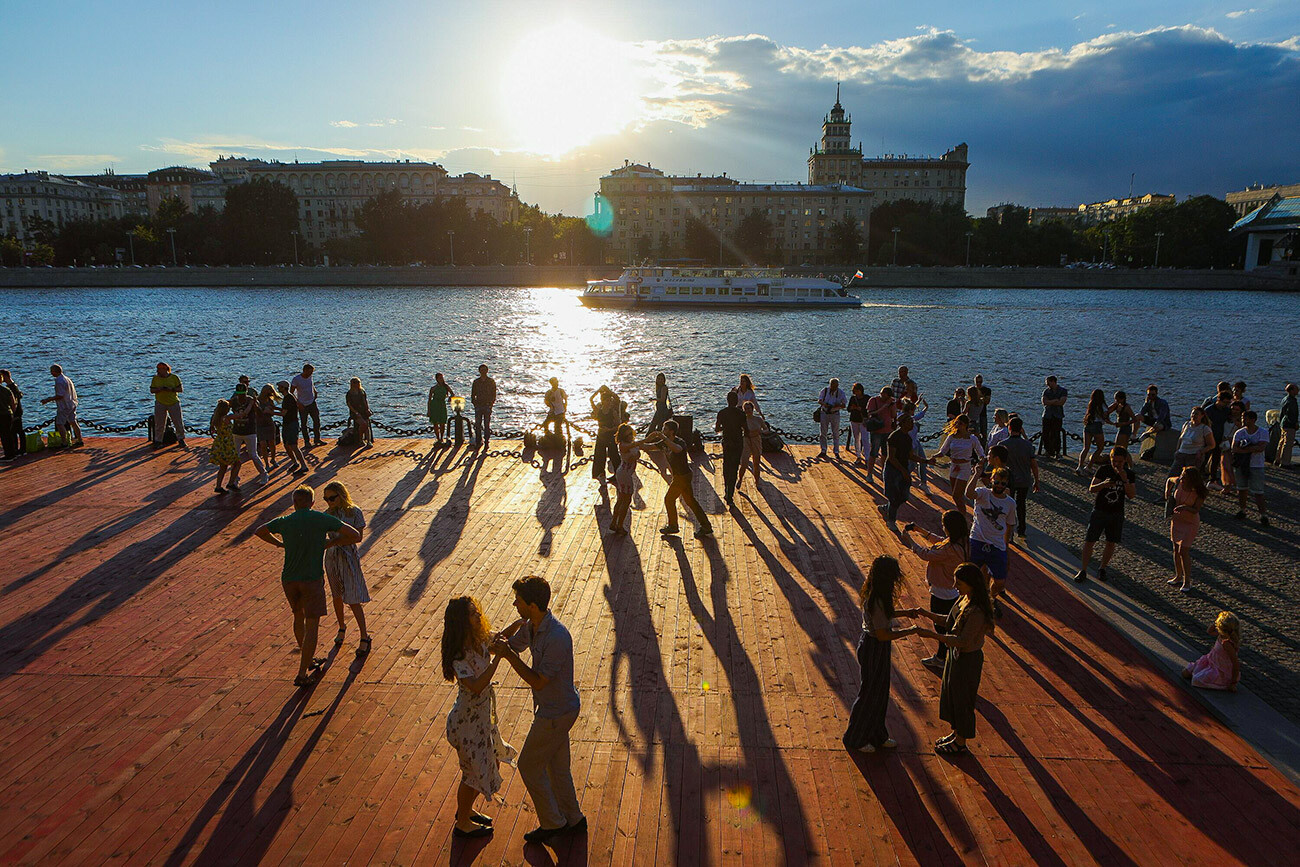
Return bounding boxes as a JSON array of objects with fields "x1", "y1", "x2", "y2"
[
  {"x1": 813, "y1": 408, "x2": 822, "y2": 423},
  {"x1": 864, "y1": 413, "x2": 885, "y2": 432}
]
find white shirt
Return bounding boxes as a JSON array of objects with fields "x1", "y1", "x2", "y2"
[
  {"x1": 736, "y1": 388, "x2": 760, "y2": 414},
  {"x1": 988, "y1": 425, "x2": 1010, "y2": 448},
  {"x1": 53, "y1": 374, "x2": 77, "y2": 408},
  {"x1": 546, "y1": 388, "x2": 566, "y2": 415},
  {"x1": 970, "y1": 487, "x2": 1015, "y2": 549},
  {"x1": 1232, "y1": 425, "x2": 1270, "y2": 469},
  {"x1": 290, "y1": 374, "x2": 316, "y2": 407},
  {"x1": 1177, "y1": 422, "x2": 1212, "y2": 455}
]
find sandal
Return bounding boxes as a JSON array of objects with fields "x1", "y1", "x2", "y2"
[
  {"x1": 356, "y1": 637, "x2": 372, "y2": 657},
  {"x1": 936, "y1": 740, "x2": 969, "y2": 756},
  {"x1": 334, "y1": 628, "x2": 346, "y2": 647},
  {"x1": 293, "y1": 668, "x2": 322, "y2": 688}
]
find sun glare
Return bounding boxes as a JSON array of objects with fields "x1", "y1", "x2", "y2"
[{"x1": 501, "y1": 22, "x2": 644, "y2": 156}]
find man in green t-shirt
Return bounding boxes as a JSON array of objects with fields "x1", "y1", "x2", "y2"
[
  {"x1": 149, "y1": 362, "x2": 188, "y2": 450},
  {"x1": 256, "y1": 485, "x2": 361, "y2": 686}
]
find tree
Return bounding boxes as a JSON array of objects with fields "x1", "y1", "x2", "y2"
[
  {"x1": 223, "y1": 178, "x2": 299, "y2": 264},
  {"x1": 154, "y1": 196, "x2": 189, "y2": 231},
  {"x1": 1, "y1": 236, "x2": 23, "y2": 267},
  {"x1": 828, "y1": 215, "x2": 862, "y2": 265},
  {"x1": 684, "y1": 215, "x2": 719, "y2": 265},
  {"x1": 735, "y1": 209, "x2": 773, "y2": 264}
]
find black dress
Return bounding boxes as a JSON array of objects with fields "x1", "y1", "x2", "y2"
[
  {"x1": 938, "y1": 604, "x2": 987, "y2": 739},
  {"x1": 843, "y1": 601, "x2": 893, "y2": 749}
]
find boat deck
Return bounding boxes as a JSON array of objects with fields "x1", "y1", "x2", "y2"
[{"x1": 0, "y1": 438, "x2": 1297, "y2": 865}]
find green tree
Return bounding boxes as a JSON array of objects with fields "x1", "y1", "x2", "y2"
[
  {"x1": 1, "y1": 236, "x2": 23, "y2": 267},
  {"x1": 735, "y1": 209, "x2": 773, "y2": 264},
  {"x1": 828, "y1": 215, "x2": 862, "y2": 265},
  {"x1": 684, "y1": 215, "x2": 719, "y2": 265},
  {"x1": 223, "y1": 178, "x2": 299, "y2": 264},
  {"x1": 154, "y1": 196, "x2": 189, "y2": 231}
]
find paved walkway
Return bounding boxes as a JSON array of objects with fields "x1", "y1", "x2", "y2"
[
  {"x1": 1028, "y1": 452, "x2": 1300, "y2": 727},
  {"x1": 1, "y1": 438, "x2": 1298, "y2": 865}
]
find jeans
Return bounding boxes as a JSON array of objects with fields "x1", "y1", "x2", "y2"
[
  {"x1": 868, "y1": 431, "x2": 888, "y2": 473},
  {"x1": 722, "y1": 440, "x2": 743, "y2": 501},
  {"x1": 232, "y1": 432, "x2": 266, "y2": 479},
  {"x1": 518, "y1": 710, "x2": 583, "y2": 830},
  {"x1": 819, "y1": 412, "x2": 841, "y2": 454},
  {"x1": 850, "y1": 421, "x2": 867, "y2": 456},
  {"x1": 1041, "y1": 417, "x2": 1063, "y2": 456},
  {"x1": 592, "y1": 429, "x2": 621, "y2": 479},
  {"x1": 929, "y1": 593, "x2": 957, "y2": 661},
  {"x1": 912, "y1": 441, "x2": 928, "y2": 484},
  {"x1": 1011, "y1": 486, "x2": 1029, "y2": 534},
  {"x1": 298, "y1": 401, "x2": 321, "y2": 445},
  {"x1": 152, "y1": 402, "x2": 185, "y2": 445},
  {"x1": 473, "y1": 405, "x2": 492, "y2": 443},
  {"x1": 665, "y1": 472, "x2": 711, "y2": 532},
  {"x1": 883, "y1": 463, "x2": 910, "y2": 522}
]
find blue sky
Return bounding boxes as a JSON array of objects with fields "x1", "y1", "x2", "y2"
[{"x1": 2, "y1": 0, "x2": 1297, "y2": 215}]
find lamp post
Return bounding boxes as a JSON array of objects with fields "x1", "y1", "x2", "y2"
[
  {"x1": 1153, "y1": 231, "x2": 1165, "y2": 269},
  {"x1": 126, "y1": 230, "x2": 136, "y2": 266},
  {"x1": 524, "y1": 226, "x2": 532, "y2": 265},
  {"x1": 891, "y1": 227, "x2": 900, "y2": 266},
  {"x1": 964, "y1": 231, "x2": 973, "y2": 268},
  {"x1": 166, "y1": 228, "x2": 177, "y2": 266},
  {"x1": 290, "y1": 231, "x2": 299, "y2": 266},
  {"x1": 447, "y1": 230, "x2": 455, "y2": 267}
]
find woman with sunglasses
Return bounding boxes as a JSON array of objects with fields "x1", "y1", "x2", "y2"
[
  {"x1": 936, "y1": 414, "x2": 984, "y2": 518},
  {"x1": 322, "y1": 481, "x2": 372, "y2": 656}
]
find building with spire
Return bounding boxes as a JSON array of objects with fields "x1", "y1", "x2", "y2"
[{"x1": 808, "y1": 86, "x2": 969, "y2": 209}]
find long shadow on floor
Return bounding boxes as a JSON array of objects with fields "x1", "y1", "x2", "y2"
[{"x1": 600, "y1": 533, "x2": 706, "y2": 865}]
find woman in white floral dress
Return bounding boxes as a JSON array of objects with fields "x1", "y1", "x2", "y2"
[
  {"x1": 442, "y1": 596, "x2": 517, "y2": 838},
  {"x1": 323, "y1": 481, "x2": 372, "y2": 657}
]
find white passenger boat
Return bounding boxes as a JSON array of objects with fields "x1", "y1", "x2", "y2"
[{"x1": 580, "y1": 267, "x2": 861, "y2": 308}]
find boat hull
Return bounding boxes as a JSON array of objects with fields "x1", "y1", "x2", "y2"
[{"x1": 579, "y1": 296, "x2": 861, "y2": 309}]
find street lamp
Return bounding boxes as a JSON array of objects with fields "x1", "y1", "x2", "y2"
[
  {"x1": 126, "y1": 230, "x2": 136, "y2": 266},
  {"x1": 891, "y1": 227, "x2": 900, "y2": 266},
  {"x1": 447, "y1": 230, "x2": 455, "y2": 267},
  {"x1": 964, "y1": 231, "x2": 973, "y2": 268},
  {"x1": 524, "y1": 226, "x2": 532, "y2": 265},
  {"x1": 290, "y1": 231, "x2": 299, "y2": 266},
  {"x1": 1153, "y1": 231, "x2": 1165, "y2": 269},
  {"x1": 166, "y1": 228, "x2": 177, "y2": 266}
]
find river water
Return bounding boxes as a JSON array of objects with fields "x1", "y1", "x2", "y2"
[{"x1": 1, "y1": 286, "x2": 1295, "y2": 434}]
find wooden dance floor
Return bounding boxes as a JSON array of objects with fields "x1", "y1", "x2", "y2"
[{"x1": 1, "y1": 438, "x2": 1297, "y2": 865}]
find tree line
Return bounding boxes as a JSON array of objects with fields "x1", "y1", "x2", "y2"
[{"x1": 1, "y1": 180, "x2": 613, "y2": 267}]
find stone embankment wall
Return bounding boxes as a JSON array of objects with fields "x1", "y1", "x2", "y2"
[{"x1": 0, "y1": 264, "x2": 1294, "y2": 290}]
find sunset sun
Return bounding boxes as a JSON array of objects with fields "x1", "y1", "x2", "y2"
[{"x1": 500, "y1": 22, "x2": 644, "y2": 156}]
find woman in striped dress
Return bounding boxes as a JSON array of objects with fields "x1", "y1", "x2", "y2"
[{"x1": 323, "y1": 481, "x2": 372, "y2": 656}]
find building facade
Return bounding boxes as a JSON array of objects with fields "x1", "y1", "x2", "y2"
[
  {"x1": 67, "y1": 170, "x2": 149, "y2": 216},
  {"x1": 1232, "y1": 195, "x2": 1300, "y2": 272},
  {"x1": 233, "y1": 158, "x2": 520, "y2": 246},
  {"x1": 1, "y1": 172, "x2": 124, "y2": 243},
  {"x1": 1226, "y1": 183, "x2": 1300, "y2": 218},
  {"x1": 598, "y1": 162, "x2": 874, "y2": 266},
  {"x1": 1076, "y1": 193, "x2": 1175, "y2": 223},
  {"x1": 807, "y1": 89, "x2": 968, "y2": 209},
  {"x1": 146, "y1": 166, "x2": 217, "y2": 215}
]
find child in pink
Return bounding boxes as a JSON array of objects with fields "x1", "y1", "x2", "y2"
[{"x1": 1182, "y1": 611, "x2": 1240, "y2": 691}]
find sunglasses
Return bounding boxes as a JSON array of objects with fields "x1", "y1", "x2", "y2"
[{"x1": 323, "y1": 494, "x2": 338, "y2": 502}]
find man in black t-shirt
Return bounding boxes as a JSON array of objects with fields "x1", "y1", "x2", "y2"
[
  {"x1": 715, "y1": 391, "x2": 747, "y2": 507},
  {"x1": 880, "y1": 415, "x2": 926, "y2": 531},
  {"x1": 1074, "y1": 446, "x2": 1137, "y2": 583},
  {"x1": 652, "y1": 419, "x2": 713, "y2": 539}
]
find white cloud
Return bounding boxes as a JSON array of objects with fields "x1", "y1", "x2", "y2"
[
  {"x1": 366, "y1": 118, "x2": 402, "y2": 127},
  {"x1": 35, "y1": 154, "x2": 121, "y2": 171},
  {"x1": 329, "y1": 120, "x2": 358, "y2": 128},
  {"x1": 1226, "y1": 9, "x2": 1258, "y2": 19}
]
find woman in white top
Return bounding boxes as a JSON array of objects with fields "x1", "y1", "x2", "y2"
[
  {"x1": 736, "y1": 374, "x2": 762, "y2": 417},
  {"x1": 1171, "y1": 406, "x2": 1215, "y2": 476},
  {"x1": 903, "y1": 510, "x2": 968, "y2": 670},
  {"x1": 936, "y1": 414, "x2": 985, "y2": 518},
  {"x1": 609, "y1": 423, "x2": 652, "y2": 535}
]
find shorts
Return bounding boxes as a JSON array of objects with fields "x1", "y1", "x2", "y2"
[
  {"x1": 1243, "y1": 467, "x2": 1266, "y2": 495},
  {"x1": 1085, "y1": 510, "x2": 1125, "y2": 544},
  {"x1": 282, "y1": 578, "x2": 328, "y2": 618},
  {"x1": 948, "y1": 461, "x2": 973, "y2": 482},
  {"x1": 282, "y1": 418, "x2": 299, "y2": 441},
  {"x1": 1085, "y1": 421, "x2": 1104, "y2": 437},
  {"x1": 57, "y1": 404, "x2": 77, "y2": 426},
  {"x1": 970, "y1": 539, "x2": 1008, "y2": 583}
]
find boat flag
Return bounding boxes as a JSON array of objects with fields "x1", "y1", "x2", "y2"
[{"x1": 853, "y1": 269, "x2": 864, "y2": 279}]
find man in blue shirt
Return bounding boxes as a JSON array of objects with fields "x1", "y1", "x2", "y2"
[
  {"x1": 1139, "y1": 384, "x2": 1171, "y2": 437},
  {"x1": 1275, "y1": 383, "x2": 1298, "y2": 468},
  {"x1": 493, "y1": 575, "x2": 585, "y2": 844}
]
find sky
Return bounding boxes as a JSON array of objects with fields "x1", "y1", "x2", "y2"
[{"x1": 2, "y1": 0, "x2": 1297, "y2": 216}]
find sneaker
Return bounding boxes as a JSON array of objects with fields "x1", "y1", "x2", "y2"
[
  {"x1": 1072, "y1": 570, "x2": 1087, "y2": 583},
  {"x1": 258, "y1": 474, "x2": 269, "y2": 484},
  {"x1": 993, "y1": 600, "x2": 1004, "y2": 619},
  {"x1": 881, "y1": 738, "x2": 897, "y2": 749},
  {"x1": 659, "y1": 526, "x2": 680, "y2": 536},
  {"x1": 227, "y1": 481, "x2": 240, "y2": 492},
  {"x1": 561, "y1": 816, "x2": 588, "y2": 835},
  {"x1": 921, "y1": 655, "x2": 944, "y2": 671},
  {"x1": 1261, "y1": 516, "x2": 1271, "y2": 527},
  {"x1": 695, "y1": 527, "x2": 714, "y2": 539},
  {"x1": 1097, "y1": 567, "x2": 1108, "y2": 582},
  {"x1": 856, "y1": 743, "x2": 877, "y2": 754},
  {"x1": 213, "y1": 486, "x2": 226, "y2": 494},
  {"x1": 522, "y1": 825, "x2": 566, "y2": 844}
]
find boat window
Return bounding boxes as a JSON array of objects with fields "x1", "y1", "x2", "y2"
[
  {"x1": 757, "y1": 284, "x2": 769, "y2": 296},
  {"x1": 743, "y1": 287, "x2": 756, "y2": 295},
  {"x1": 667, "y1": 286, "x2": 678, "y2": 295},
  {"x1": 798, "y1": 288, "x2": 810, "y2": 297},
  {"x1": 705, "y1": 287, "x2": 715, "y2": 295},
  {"x1": 638, "y1": 285, "x2": 650, "y2": 295},
  {"x1": 692, "y1": 286, "x2": 704, "y2": 295}
]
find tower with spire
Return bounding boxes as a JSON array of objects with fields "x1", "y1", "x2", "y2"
[{"x1": 809, "y1": 84, "x2": 862, "y2": 185}]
